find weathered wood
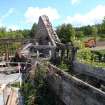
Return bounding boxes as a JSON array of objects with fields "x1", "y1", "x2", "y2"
[{"x1": 31, "y1": 45, "x2": 56, "y2": 50}]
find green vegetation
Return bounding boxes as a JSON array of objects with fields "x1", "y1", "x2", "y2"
[
  {"x1": 79, "y1": 60, "x2": 105, "y2": 68},
  {"x1": 56, "y1": 24, "x2": 75, "y2": 43},
  {"x1": 0, "y1": 22, "x2": 37, "y2": 39},
  {"x1": 0, "y1": 42, "x2": 22, "y2": 56},
  {"x1": 22, "y1": 63, "x2": 60, "y2": 105},
  {"x1": 30, "y1": 23, "x2": 37, "y2": 38},
  {"x1": 56, "y1": 17, "x2": 105, "y2": 42},
  {"x1": 77, "y1": 47, "x2": 92, "y2": 61},
  {"x1": 58, "y1": 63, "x2": 68, "y2": 71},
  {"x1": 56, "y1": 17, "x2": 105, "y2": 68},
  {"x1": 0, "y1": 16, "x2": 105, "y2": 68},
  {"x1": 77, "y1": 44, "x2": 105, "y2": 68},
  {"x1": 11, "y1": 82, "x2": 20, "y2": 88},
  {"x1": 0, "y1": 23, "x2": 37, "y2": 56}
]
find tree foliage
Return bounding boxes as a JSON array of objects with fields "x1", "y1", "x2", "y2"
[
  {"x1": 30, "y1": 23, "x2": 37, "y2": 38},
  {"x1": 75, "y1": 31, "x2": 84, "y2": 39},
  {"x1": 56, "y1": 24, "x2": 75, "y2": 43},
  {"x1": 91, "y1": 26, "x2": 98, "y2": 36}
]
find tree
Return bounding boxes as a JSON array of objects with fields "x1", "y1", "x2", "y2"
[
  {"x1": 91, "y1": 26, "x2": 98, "y2": 36},
  {"x1": 0, "y1": 27, "x2": 6, "y2": 33},
  {"x1": 0, "y1": 27, "x2": 6, "y2": 37},
  {"x1": 102, "y1": 16, "x2": 105, "y2": 24},
  {"x1": 56, "y1": 24, "x2": 75, "y2": 43},
  {"x1": 22, "y1": 29, "x2": 30, "y2": 38},
  {"x1": 101, "y1": 17, "x2": 105, "y2": 34},
  {"x1": 84, "y1": 25, "x2": 92, "y2": 36},
  {"x1": 30, "y1": 23, "x2": 37, "y2": 38},
  {"x1": 75, "y1": 31, "x2": 84, "y2": 39}
]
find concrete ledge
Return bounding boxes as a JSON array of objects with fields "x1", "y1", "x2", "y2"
[
  {"x1": 46, "y1": 64, "x2": 105, "y2": 105},
  {"x1": 73, "y1": 61, "x2": 105, "y2": 82}
]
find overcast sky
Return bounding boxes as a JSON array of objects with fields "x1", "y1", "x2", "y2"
[{"x1": 0, "y1": 0, "x2": 105, "y2": 30}]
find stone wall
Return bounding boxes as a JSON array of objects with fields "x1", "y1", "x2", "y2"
[
  {"x1": 35, "y1": 16, "x2": 50, "y2": 45},
  {"x1": 73, "y1": 61, "x2": 105, "y2": 83},
  {"x1": 46, "y1": 65, "x2": 105, "y2": 105},
  {"x1": 35, "y1": 15, "x2": 57, "y2": 46}
]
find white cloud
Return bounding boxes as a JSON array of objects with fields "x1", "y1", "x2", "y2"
[
  {"x1": 71, "y1": 0, "x2": 80, "y2": 5},
  {"x1": 25, "y1": 7, "x2": 60, "y2": 24},
  {"x1": 64, "y1": 5, "x2": 105, "y2": 26}
]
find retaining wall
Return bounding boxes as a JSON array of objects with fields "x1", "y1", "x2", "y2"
[
  {"x1": 46, "y1": 65, "x2": 105, "y2": 105},
  {"x1": 73, "y1": 61, "x2": 105, "y2": 83}
]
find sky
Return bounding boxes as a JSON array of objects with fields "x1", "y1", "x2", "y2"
[{"x1": 0, "y1": 0, "x2": 105, "y2": 30}]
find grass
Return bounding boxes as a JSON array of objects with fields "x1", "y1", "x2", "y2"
[
  {"x1": 78, "y1": 35, "x2": 105, "y2": 42},
  {"x1": 80, "y1": 36, "x2": 95, "y2": 41},
  {"x1": 11, "y1": 82, "x2": 20, "y2": 88},
  {"x1": 78, "y1": 59, "x2": 105, "y2": 68},
  {"x1": 57, "y1": 63, "x2": 68, "y2": 71}
]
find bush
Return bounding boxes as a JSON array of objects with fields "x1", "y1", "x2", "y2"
[{"x1": 77, "y1": 48, "x2": 92, "y2": 62}]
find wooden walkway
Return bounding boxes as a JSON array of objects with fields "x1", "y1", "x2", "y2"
[{"x1": 6, "y1": 89, "x2": 18, "y2": 105}]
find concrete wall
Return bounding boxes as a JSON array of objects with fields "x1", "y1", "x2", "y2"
[
  {"x1": 73, "y1": 61, "x2": 105, "y2": 83},
  {"x1": 46, "y1": 65, "x2": 105, "y2": 105}
]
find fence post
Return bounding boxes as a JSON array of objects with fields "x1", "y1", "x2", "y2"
[
  {"x1": 36, "y1": 42, "x2": 39, "y2": 58},
  {"x1": 18, "y1": 63, "x2": 22, "y2": 87}
]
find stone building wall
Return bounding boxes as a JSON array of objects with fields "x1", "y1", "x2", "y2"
[{"x1": 35, "y1": 16, "x2": 50, "y2": 45}]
